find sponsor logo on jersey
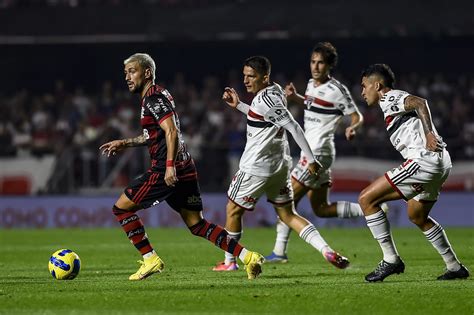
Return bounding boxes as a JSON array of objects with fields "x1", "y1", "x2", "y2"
[{"x1": 152, "y1": 200, "x2": 160, "y2": 206}]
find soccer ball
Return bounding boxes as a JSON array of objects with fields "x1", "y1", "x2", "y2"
[{"x1": 48, "y1": 249, "x2": 81, "y2": 280}]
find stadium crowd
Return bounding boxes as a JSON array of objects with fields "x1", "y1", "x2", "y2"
[{"x1": 0, "y1": 70, "x2": 472, "y2": 191}]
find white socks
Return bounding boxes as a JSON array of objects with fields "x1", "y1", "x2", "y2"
[
  {"x1": 423, "y1": 217, "x2": 461, "y2": 271},
  {"x1": 336, "y1": 201, "x2": 364, "y2": 218},
  {"x1": 224, "y1": 230, "x2": 241, "y2": 264},
  {"x1": 272, "y1": 220, "x2": 291, "y2": 256},
  {"x1": 365, "y1": 210, "x2": 399, "y2": 263},
  {"x1": 299, "y1": 224, "x2": 331, "y2": 254}
]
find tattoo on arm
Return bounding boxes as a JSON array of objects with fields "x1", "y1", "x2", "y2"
[
  {"x1": 404, "y1": 95, "x2": 433, "y2": 134},
  {"x1": 123, "y1": 134, "x2": 147, "y2": 147}
]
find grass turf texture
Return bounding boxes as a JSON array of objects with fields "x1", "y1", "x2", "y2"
[{"x1": 0, "y1": 227, "x2": 472, "y2": 315}]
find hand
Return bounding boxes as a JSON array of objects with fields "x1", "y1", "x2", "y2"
[
  {"x1": 164, "y1": 166, "x2": 178, "y2": 187},
  {"x1": 426, "y1": 132, "x2": 445, "y2": 152},
  {"x1": 99, "y1": 140, "x2": 126, "y2": 157},
  {"x1": 307, "y1": 161, "x2": 322, "y2": 176},
  {"x1": 285, "y1": 82, "x2": 298, "y2": 101},
  {"x1": 222, "y1": 87, "x2": 240, "y2": 108},
  {"x1": 345, "y1": 126, "x2": 356, "y2": 141}
]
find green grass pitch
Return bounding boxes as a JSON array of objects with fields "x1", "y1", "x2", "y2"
[{"x1": 0, "y1": 227, "x2": 472, "y2": 314}]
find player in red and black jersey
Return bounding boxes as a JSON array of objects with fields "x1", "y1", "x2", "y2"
[{"x1": 99, "y1": 53, "x2": 264, "y2": 280}]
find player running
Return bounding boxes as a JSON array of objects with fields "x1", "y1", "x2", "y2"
[
  {"x1": 100, "y1": 53, "x2": 263, "y2": 280},
  {"x1": 359, "y1": 63, "x2": 469, "y2": 282},
  {"x1": 212, "y1": 56, "x2": 349, "y2": 274},
  {"x1": 265, "y1": 42, "x2": 366, "y2": 263}
]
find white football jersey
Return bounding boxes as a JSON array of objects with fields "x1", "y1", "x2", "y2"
[
  {"x1": 379, "y1": 89, "x2": 451, "y2": 170},
  {"x1": 303, "y1": 78, "x2": 358, "y2": 156},
  {"x1": 239, "y1": 83, "x2": 293, "y2": 177}
]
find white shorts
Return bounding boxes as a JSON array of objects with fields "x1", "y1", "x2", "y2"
[
  {"x1": 385, "y1": 159, "x2": 450, "y2": 202},
  {"x1": 291, "y1": 154, "x2": 332, "y2": 190},
  {"x1": 227, "y1": 167, "x2": 293, "y2": 210}
]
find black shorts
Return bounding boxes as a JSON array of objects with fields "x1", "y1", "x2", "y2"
[{"x1": 124, "y1": 160, "x2": 203, "y2": 212}]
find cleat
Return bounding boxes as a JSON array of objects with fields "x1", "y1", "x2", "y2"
[
  {"x1": 437, "y1": 264, "x2": 469, "y2": 280},
  {"x1": 129, "y1": 253, "x2": 164, "y2": 281},
  {"x1": 243, "y1": 251, "x2": 265, "y2": 280},
  {"x1": 365, "y1": 259, "x2": 405, "y2": 282},
  {"x1": 380, "y1": 202, "x2": 389, "y2": 213},
  {"x1": 264, "y1": 252, "x2": 288, "y2": 263},
  {"x1": 324, "y1": 251, "x2": 350, "y2": 269},
  {"x1": 212, "y1": 261, "x2": 239, "y2": 271}
]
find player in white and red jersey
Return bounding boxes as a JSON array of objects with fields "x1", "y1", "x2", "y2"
[
  {"x1": 212, "y1": 56, "x2": 350, "y2": 274},
  {"x1": 359, "y1": 64, "x2": 469, "y2": 282},
  {"x1": 266, "y1": 42, "x2": 365, "y2": 263}
]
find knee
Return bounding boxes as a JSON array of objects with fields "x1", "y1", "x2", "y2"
[
  {"x1": 312, "y1": 203, "x2": 327, "y2": 217},
  {"x1": 358, "y1": 190, "x2": 372, "y2": 211},
  {"x1": 226, "y1": 202, "x2": 245, "y2": 219},
  {"x1": 408, "y1": 212, "x2": 428, "y2": 227}
]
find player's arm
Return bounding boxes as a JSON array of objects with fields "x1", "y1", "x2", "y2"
[
  {"x1": 222, "y1": 87, "x2": 249, "y2": 114},
  {"x1": 282, "y1": 120, "x2": 322, "y2": 174},
  {"x1": 159, "y1": 116, "x2": 179, "y2": 187},
  {"x1": 99, "y1": 135, "x2": 147, "y2": 157},
  {"x1": 404, "y1": 95, "x2": 444, "y2": 152},
  {"x1": 285, "y1": 82, "x2": 306, "y2": 107},
  {"x1": 345, "y1": 108, "x2": 364, "y2": 141}
]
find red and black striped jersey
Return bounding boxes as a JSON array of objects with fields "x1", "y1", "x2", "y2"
[{"x1": 140, "y1": 84, "x2": 190, "y2": 171}]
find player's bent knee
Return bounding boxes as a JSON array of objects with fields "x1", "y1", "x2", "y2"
[{"x1": 408, "y1": 213, "x2": 428, "y2": 227}]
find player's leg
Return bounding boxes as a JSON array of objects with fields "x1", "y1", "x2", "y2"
[
  {"x1": 268, "y1": 169, "x2": 349, "y2": 269},
  {"x1": 266, "y1": 178, "x2": 308, "y2": 263},
  {"x1": 407, "y1": 196, "x2": 469, "y2": 280},
  {"x1": 179, "y1": 206, "x2": 263, "y2": 279},
  {"x1": 358, "y1": 173, "x2": 406, "y2": 282},
  {"x1": 210, "y1": 170, "x2": 265, "y2": 271},
  {"x1": 273, "y1": 202, "x2": 349, "y2": 269},
  {"x1": 309, "y1": 184, "x2": 364, "y2": 218},
  {"x1": 113, "y1": 189, "x2": 164, "y2": 281}
]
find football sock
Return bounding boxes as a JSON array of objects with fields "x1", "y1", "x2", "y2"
[
  {"x1": 423, "y1": 217, "x2": 461, "y2": 271},
  {"x1": 273, "y1": 219, "x2": 291, "y2": 256},
  {"x1": 365, "y1": 210, "x2": 399, "y2": 263},
  {"x1": 189, "y1": 219, "x2": 244, "y2": 258},
  {"x1": 113, "y1": 205, "x2": 153, "y2": 255},
  {"x1": 299, "y1": 224, "x2": 331, "y2": 254},
  {"x1": 223, "y1": 230, "x2": 241, "y2": 264},
  {"x1": 336, "y1": 201, "x2": 364, "y2": 218}
]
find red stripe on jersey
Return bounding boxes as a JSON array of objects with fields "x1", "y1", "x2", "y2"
[
  {"x1": 158, "y1": 112, "x2": 174, "y2": 124},
  {"x1": 248, "y1": 110, "x2": 264, "y2": 121},
  {"x1": 385, "y1": 115, "x2": 394, "y2": 127},
  {"x1": 313, "y1": 97, "x2": 334, "y2": 107}
]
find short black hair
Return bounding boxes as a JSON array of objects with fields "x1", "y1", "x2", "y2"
[
  {"x1": 361, "y1": 64, "x2": 396, "y2": 88},
  {"x1": 312, "y1": 42, "x2": 338, "y2": 68},
  {"x1": 244, "y1": 56, "x2": 271, "y2": 76}
]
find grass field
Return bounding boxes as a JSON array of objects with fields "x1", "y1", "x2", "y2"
[{"x1": 0, "y1": 227, "x2": 472, "y2": 314}]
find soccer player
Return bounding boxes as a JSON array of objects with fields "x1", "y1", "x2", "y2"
[
  {"x1": 212, "y1": 56, "x2": 349, "y2": 272},
  {"x1": 266, "y1": 42, "x2": 366, "y2": 263},
  {"x1": 359, "y1": 64, "x2": 469, "y2": 281},
  {"x1": 99, "y1": 53, "x2": 263, "y2": 280}
]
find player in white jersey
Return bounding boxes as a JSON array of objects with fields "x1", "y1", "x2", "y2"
[
  {"x1": 359, "y1": 64, "x2": 469, "y2": 282},
  {"x1": 212, "y1": 56, "x2": 350, "y2": 274},
  {"x1": 266, "y1": 42, "x2": 365, "y2": 263}
]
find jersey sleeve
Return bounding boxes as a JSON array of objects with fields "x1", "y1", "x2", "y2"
[
  {"x1": 336, "y1": 84, "x2": 357, "y2": 115},
  {"x1": 379, "y1": 90, "x2": 411, "y2": 116},
  {"x1": 144, "y1": 94, "x2": 175, "y2": 124},
  {"x1": 262, "y1": 95, "x2": 294, "y2": 127}
]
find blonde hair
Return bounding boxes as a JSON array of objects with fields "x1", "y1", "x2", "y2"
[{"x1": 124, "y1": 53, "x2": 156, "y2": 81}]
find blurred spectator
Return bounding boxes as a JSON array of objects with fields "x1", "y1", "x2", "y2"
[{"x1": 0, "y1": 70, "x2": 471, "y2": 191}]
